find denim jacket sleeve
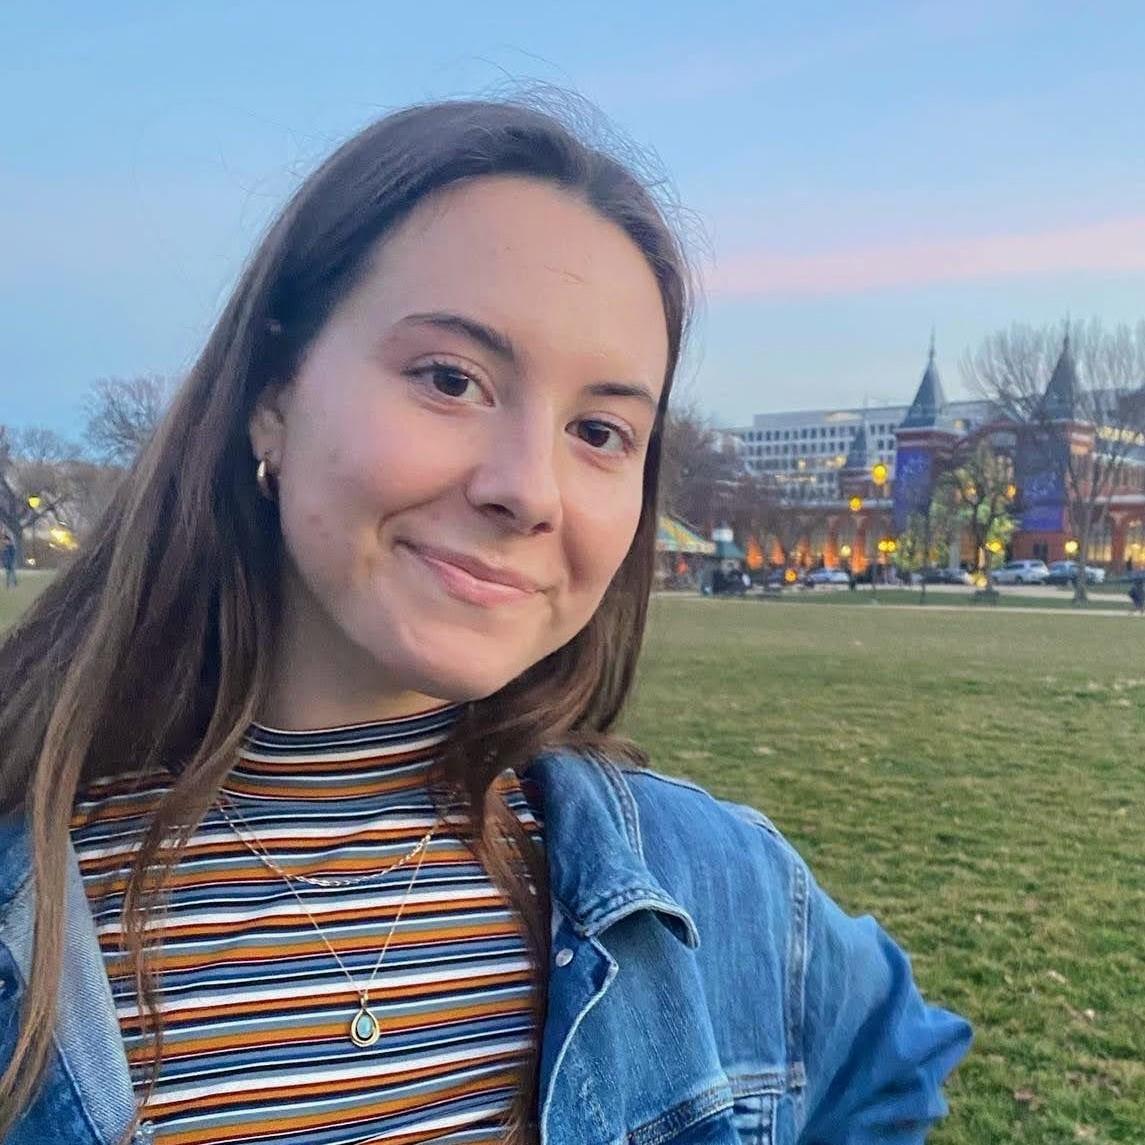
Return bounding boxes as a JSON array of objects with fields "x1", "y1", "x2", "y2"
[{"x1": 797, "y1": 868, "x2": 973, "y2": 1144}]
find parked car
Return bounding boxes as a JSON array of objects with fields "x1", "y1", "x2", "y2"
[
  {"x1": 918, "y1": 566, "x2": 974, "y2": 585},
  {"x1": 991, "y1": 559, "x2": 1050, "y2": 585},
  {"x1": 802, "y1": 568, "x2": 852, "y2": 587},
  {"x1": 1045, "y1": 560, "x2": 1106, "y2": 586}
]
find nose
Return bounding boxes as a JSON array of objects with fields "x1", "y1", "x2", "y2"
[{"x1": 466, "y1": 412, "x2": 562, "y2": 535}]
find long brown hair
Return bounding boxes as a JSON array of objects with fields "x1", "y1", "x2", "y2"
[{"x1": 0, "y1": 96, "x2": 691, "y2": 1141}]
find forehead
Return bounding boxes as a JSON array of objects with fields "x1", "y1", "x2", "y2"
[{"x1": 350, "y1": 175, "x2": 670, "y2": 384}]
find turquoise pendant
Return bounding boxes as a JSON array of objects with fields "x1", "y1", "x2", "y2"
[{"x1": 350, "y1": 1003, "x2": 381, "y2": 1047}]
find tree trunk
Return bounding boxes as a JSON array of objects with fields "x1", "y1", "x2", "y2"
[{"x1": 1073, "y1": 521, "x2": 1090, "y2": 606}]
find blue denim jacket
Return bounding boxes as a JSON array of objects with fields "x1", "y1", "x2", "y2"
[{"x1": 0, "y1": 751, "x2": 971, "y2": 1144}]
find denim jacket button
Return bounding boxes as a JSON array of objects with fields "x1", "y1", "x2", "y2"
[{"x1": 554, "y1": 947, "x2": 574, "y2": 967}]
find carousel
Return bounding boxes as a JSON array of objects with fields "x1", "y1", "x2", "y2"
[{"x1": 655, "y1": 515, "x2": 715, "y2": 590}]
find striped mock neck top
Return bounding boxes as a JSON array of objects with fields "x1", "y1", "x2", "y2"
[{"x1": 69, "y1": 704, "x2": 545, "y2": 1145}]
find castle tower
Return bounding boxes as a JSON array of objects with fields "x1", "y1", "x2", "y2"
[
  {"x1": 1013, "y1": 329, "x2": 1089, "y2": 547},
  {"x1": 838, "y1": 422, "x2": 874, "y2": 501},
  {"x1": 891, "y1": 334, "x2": 960, "y2": 532}
]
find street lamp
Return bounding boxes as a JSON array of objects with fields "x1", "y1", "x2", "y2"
[
  {"x1": 868, "y1": 466, "x2": 890, "y2": 593},
  {"x1": 1064, "y1": 539, "x2": 1079, "y2": 556},
  {"x1": 26, "y1": 495, "x2": 42, "y2": 568}
]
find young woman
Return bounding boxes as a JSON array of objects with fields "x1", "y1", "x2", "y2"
[{"x1": 0, "y1": 99, "x2": 971, "y2": 1145}]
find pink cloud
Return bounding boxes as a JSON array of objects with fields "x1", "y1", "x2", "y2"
[{"x1": 707, "y1": 215, "x2": 1145, "y2": 298}]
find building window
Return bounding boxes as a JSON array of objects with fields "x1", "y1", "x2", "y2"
[
  {"x1": 1086, "y1": 519, "x2": 1114, "y2": 564},
  {"x1": 1125, "y1": 520, "x2": 1143, "y2": 567}
]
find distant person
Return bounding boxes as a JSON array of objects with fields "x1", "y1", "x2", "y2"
[
  {"x1": 1, "y1": 533, "x2": 16, "y2": 589},
  {"x1": 1129, "y1": 576, "x2": 1145, "y2": 617},
  {"x1": 0, "y1": 99, "x2": 970, "y2": 1144}
]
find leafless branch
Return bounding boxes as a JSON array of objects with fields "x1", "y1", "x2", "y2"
[{"x1": 83, "y1": 374, "x2": 171, "y2": 466}]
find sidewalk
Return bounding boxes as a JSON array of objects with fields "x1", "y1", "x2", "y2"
[{"x1": 656, "y1": 591, "x2": 1140, "y2": 618}]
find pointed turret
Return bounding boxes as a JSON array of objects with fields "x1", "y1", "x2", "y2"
[
  {"x1": 843, "y1": 423, "x2": 870, "y2": 471},
  {"x1": 892, "y1": 334, "x2": 960, "y2": 532},
  {"x1": 1042, "y1": 329, "x2": 1078, "y2": 421},
  {"x1": 901, "y1": 332, "x2": 950, "y2": 429}
]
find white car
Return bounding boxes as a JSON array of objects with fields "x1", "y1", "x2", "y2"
[
  {"x1": 802, "y1": 568, "x2": 852, "y2": 587},
  {"x1": 1046, "y1": 560, "x2": 1106, "y2": 586},
  {"x1": 991, "y1": 559, "x2": 1050, "y2": 585}
]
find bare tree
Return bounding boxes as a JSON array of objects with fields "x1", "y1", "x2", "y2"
[
  {"x1": 1, "y1": 425, "x2": 120, "y2": 558},
  {"x1": 0, "y1": 427, "x2": 20, "y2": 544},
  {"x1": 963, "y1": 319, "x2": 1145, "y2": 603},
  {"x1": 83, "y1": 374, "x2": 170, "y2": 466},
  {"x1": 658, "y1": 397, "x2": 786, "y2": 580}
]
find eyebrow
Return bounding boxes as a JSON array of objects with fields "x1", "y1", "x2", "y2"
[
  {"x1": 396, "y1": 310, "x2": 661, "y2": 413},
  {"x1": 581, "y1": 380, "x2": 660, "y2": 413},
  {"x1": 398, "y1": 311, "x2": 516, "y2": 362}
]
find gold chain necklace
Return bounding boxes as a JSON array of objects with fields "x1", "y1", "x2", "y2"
[
  {"x1": 216, "y1": 792, "x2": 435, "y2": 888},
  {"x1": 215, "y1": 795, "x2": 439, "y2": 1047}
]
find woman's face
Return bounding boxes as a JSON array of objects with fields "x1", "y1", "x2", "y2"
[{"x1": 251, "y1": 175, "x2": 669, "y2": 720}]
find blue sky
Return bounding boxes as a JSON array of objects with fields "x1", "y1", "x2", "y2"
[{"x1": 3, "y1": 1, "x2": 1144, "y2": 437}]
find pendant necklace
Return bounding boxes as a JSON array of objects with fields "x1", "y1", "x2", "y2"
[{"x1": 216, "y1": 794, "x2": 440, "y2": 1048}]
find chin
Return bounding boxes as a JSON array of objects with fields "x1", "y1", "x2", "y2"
[
  {"x1": 358, "y1": 609, "x2": 568, "y2": 706},
  {"x1": 388, "y1": 648, "x2": 532, "y2": 706}
]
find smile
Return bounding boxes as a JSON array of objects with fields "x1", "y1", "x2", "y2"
[{"x1": 400, "y1": 543, "x2": 540, "y2": 608}]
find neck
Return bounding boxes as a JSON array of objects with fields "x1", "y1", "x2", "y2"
[
  {"x1": 261, "y1": 567, "x2": 448, "y2": 732},
  {"x1": 257, "y1": 679, "x2": 448, "y2": 731}
]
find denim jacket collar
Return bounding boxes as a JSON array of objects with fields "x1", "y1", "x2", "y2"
[{"x1": 523, "y1": 751, "x2": 700, "y2": 949}]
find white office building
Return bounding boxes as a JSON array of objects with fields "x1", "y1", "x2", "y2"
[{"x1": 724, "y1": 398, "x2": 993, "y2": 503}]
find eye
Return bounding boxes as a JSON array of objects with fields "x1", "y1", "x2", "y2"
[
  {"x1": 407, "y1": 359, "x2": 489, "y2": 404},
  {"x1": 573, "y1": 418, "x2": 636, "y2": 455}
]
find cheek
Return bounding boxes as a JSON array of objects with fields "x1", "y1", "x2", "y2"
[{"x1": 566, "y1": 480, "x2": 646, "y2": 591}]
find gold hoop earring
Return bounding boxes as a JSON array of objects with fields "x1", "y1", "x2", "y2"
[{"x1": 256, "y1": 456, "x2": 278, "y2": 501}]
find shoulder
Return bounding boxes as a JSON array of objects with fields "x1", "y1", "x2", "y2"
[
  {"x1": 619, "y1": 763, "x2": 801, "y2": 865},
  {"x1": 615, "y1": 763, "x2": 810, "y2": 917}
]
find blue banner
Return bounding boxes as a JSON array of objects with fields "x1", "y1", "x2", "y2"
[
  {"x1": 892, "y1": 447, "x2": 933, "y2": 533},
  {"x1": 1016, "y1": 432, "x2": 1067, "y2": 533}
]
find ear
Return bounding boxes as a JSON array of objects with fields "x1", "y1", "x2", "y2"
[{"x1": 248, "y1": 383, "x2": 291, "y2": 467}]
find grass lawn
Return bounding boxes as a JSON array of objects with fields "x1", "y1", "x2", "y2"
[
  {"x1": 3, "y1": 581, "x2": 1140, "y2": 1140},
  {"x1": 623, "y1": 596, "x2": 1144, "y2": 1144},
  {"x1": 0, "y1": 571, "x2": 53, "y2": 631}
]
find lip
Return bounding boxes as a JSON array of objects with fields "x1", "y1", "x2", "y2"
[{"x1": 400, "y1": 542, "x2": 542, "y2": 607}]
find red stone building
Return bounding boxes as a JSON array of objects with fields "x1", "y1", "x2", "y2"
[{"x1": 750, "y1": 337, "x2": 1145, "y2": 574}]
